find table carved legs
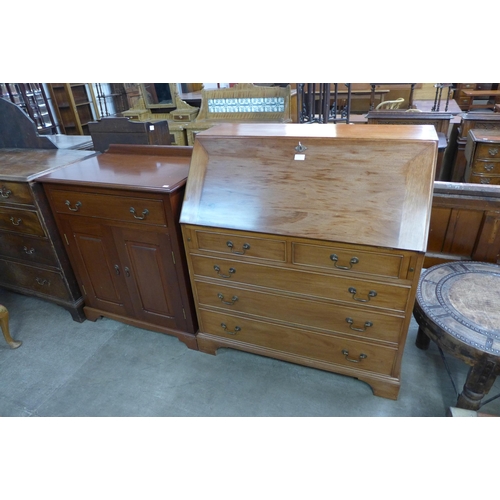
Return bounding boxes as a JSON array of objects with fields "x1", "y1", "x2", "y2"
[{"x1": 0, "y1": 304, "x2": 22, "y2": 349}]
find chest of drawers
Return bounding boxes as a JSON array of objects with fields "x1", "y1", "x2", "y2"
[
  {"x1": 180, "y1": 123, "x2": 438, "y2": 399},
  {"x1": 40, "y1": 145, "x2": 198, "y2": 348},
  {"x1": 0, "y1": 148, "x2": 96, "y2": 321},
  {"x1": 465, "y1": 130, "x2": 500, "y2": 184}
]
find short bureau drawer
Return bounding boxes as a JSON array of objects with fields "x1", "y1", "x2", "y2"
[
  {"x1": 0, "y1": 232, "x2": 59, "y2": 267},
  {"x1": 199, "y1": 309, "x2": 398, "y2": 376},
  {"x1": 471, "y1": 160, "x2": 500, "y2": 175},
  {"x1": 0, "y1": 181, "x2": 34, "y2": 206},
  {"x1": 192, "y1": 229, "x2": 286, "y2": 262},
  {"x1": 469, "y1": 174, "x2": 500, "y2": 185},
  {"x1": 47, "y1": 189, "x2": 167, "y2": 226},
  {"x1": 190, "y1": 255, "x2": 411, "y2": 312},
  {"x1": 475, "y1": 144, "x2": 500, "y2": 160},
  {"x1": 0, "y1": 259, "x2": 71, "y2": 300},
  {"x1": 0, "y1": 207, "x2": 46, "y2": 237},
  {"x1": 195, "y1": 280, "x2": 405, "y2": 344},
  {"x1": 292, "y1": 242, "x2": 406, "y2": 278}
]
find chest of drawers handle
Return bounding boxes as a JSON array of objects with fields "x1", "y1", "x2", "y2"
[
  {"x1": 480, "y1": 178, "x2": 491, "y2": 184},
  {"x1": 65, "y1": 200, "x2": 82, "y2": 212},
  {"x1": 488, "y1": 148, "x2": 499, "y2": 156},
  {"x1": 9, "y1": 216, "x2": 22, "y2": 226},
  {"x1": 217, "y1": 292, "x2": 239, "y2": 305},
  {"x1": 220, "y1": 322, "x2": 241, "y2": 335},
  {"x1": 35, "y1": 278, "x2": 50, "y2": 286},
  {"x1": 1, "y1": 186, "x2": 12, "y2": 198},
  {"x1": 130, "y1": 207, "x2": 149, "y2": 220},
  {"x1": 483, "y1": 164, "x2": 495, "y2": 172},
  {"x1": 342, "y1": 349, "x2": 367, "y2": 363},
  {"x1": 213, "y1": 265, "x2": 236, "y2": 278},
  {"x1": 346, "y1": 317, "x2": 373, "y2": 332},
  {"x1": 226, "y1": 240, "x2": 251, "y2": 255},
  {"x1": 330, "y1": 254, "x2": 359, "y2": 270},
  {"x1": 348, "y1": 287, "x2": 377, "y2": 302},
  {"x1": 23, "y1": 246, "x2": 35, "y2": 255}
]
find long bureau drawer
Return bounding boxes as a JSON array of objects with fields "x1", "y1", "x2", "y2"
[
  {"x1": 190, "y1": 254, "x2": 411, "y2": 312},
  {"x1": 0, "y1": 232, "x2": 59, "y2": 267},
  {"x1": 199, "y1": 309, "x2": 398, "y2": 376},
  {"x1": 0, "y1": 259, "x2": 72, "y2": 300},
  {"x1": 46, "y1": 188, "x2": 168, "y2": 227},
  {"x1": 0, "y1": 181, "x2": 34, "y2": 206},
  {"x1": 195, "y1": 280, "x2": 405, "y2": 344},
  {"x1": 475, "y1": 143, "x2": 500, "y2": 159},
  {"x1": 0, "y1": 206, "x2": 46, "y2": 236}
]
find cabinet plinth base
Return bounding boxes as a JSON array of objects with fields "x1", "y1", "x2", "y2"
[
  {"x1": 84, "y1": 306, "x2": 198, "y2": 350},
  {"x1": 196, "y1": 332, "x2": 400, "y2": 400}
]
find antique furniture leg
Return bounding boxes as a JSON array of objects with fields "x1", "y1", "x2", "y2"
[
  {"x1": 415, "y1": 326, "x2": 431, "y2": 350},
  {"x1": 0, "y1": 304, "x2": 22, "y2": 349},
  {"x1": 456, "y1": 360, "x2": 499, "y2": 411}
]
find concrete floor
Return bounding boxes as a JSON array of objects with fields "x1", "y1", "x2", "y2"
[{"x1": 1, "y1": 288, "x2": 500, "y2": 417}]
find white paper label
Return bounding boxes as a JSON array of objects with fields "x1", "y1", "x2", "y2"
[
  {"x1": 294, "y1": 154, "x2": 305, "y2": 161},
  {"x1": 149, "y1": 125, "x2": 155, "y2": 131}
]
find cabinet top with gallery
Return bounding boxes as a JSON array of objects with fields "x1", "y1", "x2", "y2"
[
  {"x1": 37, "y1": 144, "x2": 193, "y2": 193},
  {"x1": 180, "y1": 123, "x2": 438, "y2": 252}
]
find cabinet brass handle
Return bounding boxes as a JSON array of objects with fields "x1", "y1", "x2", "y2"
[
  {"x1": 125, "y1": 267, "x2": 131, "y2": 277},
  {"x1": 488, "y1": 148, "x2": 499, "y2": 156},
  {"x1": 9, "y1": 216, "x2": 22, "y2": 226},
  {"x1": 346, "y1": 317, "x2": 373, "y2": 332},
  {"x1": 217, "y1": 293, "x2": 238, "y2": 305},
  {"x1": 480, "y1": 178, "x2": 491, "y2": 184},
  {"x1": 213, "y1": 265, "x2": 236, "y2": 278},
  {"x1": 130, "y1": 207, "x2": 149, "y2": 220},
  {"x1": 23, "y1": 246, "x2": 35, "y2": 255},
  {"x1": 220, "y1": 323, "x2": 241, "y2": 335},
  {"x1": 348, "y1": 287, "x2": 377, "y2": 302},
  {"x1": 484, "y1": 164, "x2": 494, "y2": 171},
  {"x1": 226, "y1": 241, "x2": 251, "y2": 255},
  {"x1": 330, "y1": 254, "x2": 359, "y2": 270},
  {"x1": 1, "y1": 186, "x2": 12, "y2": 198},
  {"x1": 342, "y1": 349, "x2": 367, "y2": 363},
  {"x1": 114, "y1": 265, "x2": 120, "y2": 275},
  {"x1": 35, "y1": 278, "x2": 50, "y2": 286},
  {"x1": 65, "y1": 200, "x2": 82, "y2": 212}
]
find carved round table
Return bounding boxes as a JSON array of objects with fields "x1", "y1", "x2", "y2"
[{"x1": 413, "y1": 261, "x2": 500, "y2": 411}]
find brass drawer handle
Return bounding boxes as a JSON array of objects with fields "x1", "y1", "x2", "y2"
[
  {"x1": 348, "y1": 287, "x2": 377, "y2": 302},
  {"x1": 484, "y1": 164, "x2": 495, "y2": 171},
  {"x1": 23, "y1": 246, "x2": 35, "y2": 255},
  {"x1": 220, "y1": 323, "x2": 241, "y2": 335},
  {"x1": 488, "y1": 148, "x2": 499, "y2": 156},
  {"x1": 226, "y1": 240, "x2": 250, "y2": 255},
  {"x1": 65, "y1": 200, "x2": 82, "y2": 212},
  {"x1": 330, "y1": 254, "x2": 359, "y2": 270},
  {"x1": 1, "y1": 186, "x2": 12, "y2": 198},
  {"x1": 480, "y1": 178, "x2": 491, "y2": 184},
  {"x1": 217, "y1": 293, "x2": 238, "y2": 305},
  {"x1": 9, "y1": 216, "x2": 22, "y2": 226},
  {"x1": 114, "y1": 265, "x2": 120, "y2": 275},
  {"x1": 130, "y1": 207, "x2": 149, "y2": 220},
  {"x1": 35, "y1": 278, "x2": 50, "y2": 286},
  {"x1": 346, "y1": 317, "x2": 373, "y2": 332},
  {"x1": 213, "y1": 265, "x2": 236, "y2": 278},
  {"x1": 342, "y1": 349, "x2": 367, "y2": 363}
]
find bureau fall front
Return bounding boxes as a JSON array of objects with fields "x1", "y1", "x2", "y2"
[{"x1": 180, "y1": 123, "x2": 438, "y2": 399}]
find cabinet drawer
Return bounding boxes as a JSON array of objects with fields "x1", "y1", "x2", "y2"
[
  {"x1": 199, "y1": 309, "x2": 398, "y2": 376},
  {"x1": 475, "y1": 144, "x2": 500, "y2": 159},
  {"x1": 47, "y1": 189, "x2": 168, "y2": 226},
  {"x1": 471, "y1": 160, "x2": 500, "y2": 175},
  {"x1": 0, "y1": 207, "x2": 46, "y2": 237},
  {"x1": 469, "y1": 174, "x2": 500, "y2": 185},
  {"x1": 0, "y1": 259, "x2": 71, "y2": 300},
  {"x1": 192, "y1": 229, "x2": 286, "y2": 262},
  {"x1": 292, "y1": 242, "x2": 405, "y2": 278},
  {"x1": 0, "y1": 232, "x2": 59, "y2": 267},
  {"x1": 190, "y1": 255, "x2": 411, "y2": 312},
  {"x1": 195, "y1": 280, "x2": 404, "y2": 344},
  {"x1": 0, "y1": 181, "x2": 33, "y2": 206}
]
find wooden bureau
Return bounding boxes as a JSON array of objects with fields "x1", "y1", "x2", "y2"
[
  {"x1": 464, "y1": 130, "x2": 500, "y2": 184},
  {"x1": 180, "y1": 123, "x2": 438, "y2": 399},
  {"x1": 39, "y1": 145, "x2": 198, "y2": 348},
  {"x1": 0, "y1": 149, "x2": 96, "y2": 321}
]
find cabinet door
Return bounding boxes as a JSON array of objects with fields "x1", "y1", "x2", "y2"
[
  {"x1": 59, "y1": 217, "x2": 131, "y2": 316},
  {"x1": 112, "y1": 226, "x2": 188, "y2": 331}
]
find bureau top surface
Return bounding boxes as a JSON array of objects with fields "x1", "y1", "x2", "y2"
[
  {"x1": 37, "y1": 148, "x2": 191, "y2": 193},
  {"x1": 0, "y1": 148, "x2": 96, "y2": 182},
  {"x1": 469, "y1": 130, "x2": 500, "y2": 143},
  {"x1": 180, "y1": 123, "x2": 438, "y2": 252}
]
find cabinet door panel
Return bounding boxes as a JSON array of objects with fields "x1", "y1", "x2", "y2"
[
  {"x1": 113, "y1": 227, "x2": 187, "y2": 330},
  {"x1": 60, "y1": 217, "x2": 129, "y2": 315}
]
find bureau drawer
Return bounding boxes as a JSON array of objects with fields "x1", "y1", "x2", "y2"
[
  {"x1": 471, "y1": 160, "x2": 500, "y2": 175},
  {"x1": 0, "y1": 207, "x2": 46, "y2": 237},
  {"x1": 195, "y1": 280, "x2": 404, "y2": 344},
  {"x1": 192, "y1": 229, "x2": 286, "y2": 262},
  {"x1": 199, "y1": 309, "x2": 398, "y2": 376},
  {"x1": 469, "y1": 174, "x2": 500, "y2": 185},
  {"x1": 475, "y1": 144, "x2": 500, "y2": 159},
  {"x1": 190, "y1": 255, "x2": 411, "y2": 312},
  {"x1": 47, "y1": 189, "x2": 168, "y2": 226},
  {"x1": 0, "y1": 259, "x2": 71, "y2": 300},
  {"x1": 292, "y1": 242, "x2": 406, "y2": 278},
  {"x1": 0, "y1": 181, "x2": 33, "y2": 206},
  {"x1": 0, "y1": 232, "x2": 59, "y2": 267}
]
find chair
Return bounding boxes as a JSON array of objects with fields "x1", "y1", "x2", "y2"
[
  {"x1": 0, "y1": 304, "x2": 22, "y2": 349},
  {"x1": 375, "y1": 97, "x2": 405, "y2": 110}
]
